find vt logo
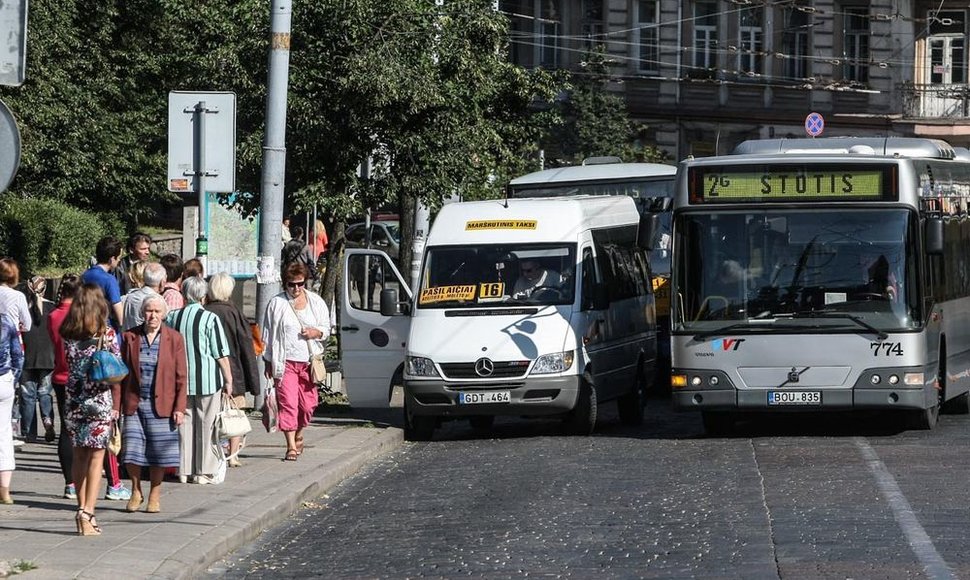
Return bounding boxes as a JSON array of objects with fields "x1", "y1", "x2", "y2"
[{"x1": 712, "y1": 338, "x2": 745, "y2": 351}]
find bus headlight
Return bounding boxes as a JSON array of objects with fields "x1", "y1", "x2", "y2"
[
  {"x1": 406, "y1": 356, "x2": 439, "y2": 377},
  {"x1": 903, "y1": 372, "x2": 924, "y2": 386},
  {"x1": 532, "y1": 351, "x2": 574, "y2": 374}
]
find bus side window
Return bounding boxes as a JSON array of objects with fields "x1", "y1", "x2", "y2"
[{"x1": 581, "y1": 247, "x2": 596, "y2": 310}]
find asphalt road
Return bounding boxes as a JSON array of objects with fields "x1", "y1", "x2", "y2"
[{"x1": 210, "y1": 398, "x2": 970, "y2": 579}]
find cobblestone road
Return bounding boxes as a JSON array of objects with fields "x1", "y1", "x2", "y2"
[{"x1": 211, "y1": 398, "x2": 970, "y2": 579}]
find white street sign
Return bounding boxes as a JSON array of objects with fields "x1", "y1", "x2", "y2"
[
  {"x1": 0, "y1": 1, "x2": 27, "y2": 86},
  {"x1": 167, "y1": 91, "x2": 236, "y2": 193}
]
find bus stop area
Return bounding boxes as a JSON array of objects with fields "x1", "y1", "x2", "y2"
[{"x1": 0, "y1": 415, "x2": 402, "y2": 579}]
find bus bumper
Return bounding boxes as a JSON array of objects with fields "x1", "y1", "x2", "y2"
[
  {"x1": 405, "y1": 375, "x2": 581, "y2": 417},
  {"x1": 673, "y1": 388, "x2": 927, "y2": 410}
]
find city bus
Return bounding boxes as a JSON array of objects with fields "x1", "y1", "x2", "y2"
[
  {"x1": 670, "y1": 137, "x2": 970, "y2": 433},
  {"x1": 509, "y1": 159, "x2": 676, "y2": 386}
]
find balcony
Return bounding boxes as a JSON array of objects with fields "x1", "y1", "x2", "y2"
[{"x1": 901, "y1": 83, "x2": 970, "y2": 119}]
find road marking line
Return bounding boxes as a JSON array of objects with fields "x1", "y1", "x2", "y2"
[{"x1": 854, "y1": 437, "x2": 956, "y2": 580}]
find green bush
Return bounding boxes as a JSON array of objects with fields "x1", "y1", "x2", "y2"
[{"x1": 0, "y1": 196, "x2": 123, "y2": 276}]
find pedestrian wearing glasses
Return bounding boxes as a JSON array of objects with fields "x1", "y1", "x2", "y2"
[{"x1": 261, "y1": 263, "x2": 331, "y2": 461}]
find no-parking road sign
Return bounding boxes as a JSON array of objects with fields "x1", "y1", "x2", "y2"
[{"x1": 805, "y1": 112, "x2": 824, "y2": 137}]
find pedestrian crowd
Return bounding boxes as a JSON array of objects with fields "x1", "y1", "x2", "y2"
[{"x1": 0, "y1": 231, "x2": 334, "y2": 536}]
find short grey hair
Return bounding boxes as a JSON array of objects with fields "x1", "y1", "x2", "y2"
[
  {"x1": 141, "y1": 294, "x2": 168, "y2": 316},
  {"x1": 182, "y1": 275, "x2": 208, "y2": 304},
  {"x1": 207, "y1": 272, "x2": 235, "y2": 303},
  {"x1": 142, "y1": 262, "x2": 166, "y2": 289}
]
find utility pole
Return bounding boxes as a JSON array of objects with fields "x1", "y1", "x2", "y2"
[{"x1": 256, "y1": 0, "x2": 292, "y2": 327}]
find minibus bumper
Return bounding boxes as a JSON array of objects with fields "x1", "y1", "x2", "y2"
[{"x1": 404, "y1": 375, "x2": 581, "y2": 417}]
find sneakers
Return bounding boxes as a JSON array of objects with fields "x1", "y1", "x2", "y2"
[
  {"x1": 44, "y1": 420, "x2": 55, "y2": 443},
  {"x1": 63, "y1": 483, "x2": 77, "y2": 500},
  {"x1": 11, "y1": 439, "x2": 23, "y2": 448},
  {"x1": 105, "y1": 483, "x2": 132, "y2": 501}
]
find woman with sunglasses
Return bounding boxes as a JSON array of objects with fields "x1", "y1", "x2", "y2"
[{"x1": 261, "y1": 262, "x2": 331, "y2": 461}]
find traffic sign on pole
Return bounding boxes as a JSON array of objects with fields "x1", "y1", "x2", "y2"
[
  {"x1": 805, "y1": 112, "x2": 825, "y2": 138},
  {"x1": 0, "y1": 1, "x2": 27, "y2": 87}
]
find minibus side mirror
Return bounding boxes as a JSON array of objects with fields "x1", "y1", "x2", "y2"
[
  {"x1": 591, "y1": 283, "x2": 610, "y2": 310},
  {"x1": 926, "y1": 217, "x2": 944, "y2": 255},
  {"x1": 637, "y1": 214, "x2": 660, "y2": 249},
  {"x1": 380, "y1": 289, "x2": 410, "y2": 316}
]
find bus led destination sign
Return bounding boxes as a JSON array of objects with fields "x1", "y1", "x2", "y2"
[{"x1": 690, "y1": 165, "x2": 895, "y2": 203}]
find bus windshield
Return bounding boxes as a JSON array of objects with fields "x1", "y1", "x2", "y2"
[
  {"x1": 418, "y1": 244, "x2": 576, "y2": 309},
  {"x1": 674, "y1": 208, "x2": 919, "y2": 333}
]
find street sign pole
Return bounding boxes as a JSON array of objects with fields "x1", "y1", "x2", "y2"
[{"x1": 192, "y1": 101, "x2": 211, "y2": 269}]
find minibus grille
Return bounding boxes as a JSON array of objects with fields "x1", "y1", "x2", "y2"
[{"x1": 440, "y1": 360, "x2": 530, "y2": 379}]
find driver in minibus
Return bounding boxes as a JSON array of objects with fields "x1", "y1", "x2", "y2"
[{"x1": 512, "y1": 258, "x2": 561, "y2": 299}]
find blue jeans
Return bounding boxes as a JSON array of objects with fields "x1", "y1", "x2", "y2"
[{"x1": 19, "y1": 370, "x2": 53, "y2": 441}]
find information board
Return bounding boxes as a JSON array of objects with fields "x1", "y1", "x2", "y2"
[{"x1": 688, "y1": 165, "x2": 896, "y2": 203}]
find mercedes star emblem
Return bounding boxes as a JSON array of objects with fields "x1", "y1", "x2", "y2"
[{"x1": 474, "y1": 357, "x2": 495, "y2": 377}]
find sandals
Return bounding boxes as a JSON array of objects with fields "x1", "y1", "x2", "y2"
[
  {"x1": 76, "y1": 510, "x2": 102, "y2": 536},
  {"x1": 284, "y1": 449, "x2": 299, "y2": 461},
  {"x1": 295, "y1": 436, "x2": 305, "y2": 455}
]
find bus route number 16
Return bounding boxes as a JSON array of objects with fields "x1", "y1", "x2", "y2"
[{"x1": 870, "y1": 342, "x2": 903, "y2": 356}]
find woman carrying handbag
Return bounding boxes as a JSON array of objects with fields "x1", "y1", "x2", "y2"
[
  {"x1": 60, "y1": 284, "x2": 122, "y2": 535},
  {"x1": 261, "y1": 263, "x2": 331, "y2": 461}
]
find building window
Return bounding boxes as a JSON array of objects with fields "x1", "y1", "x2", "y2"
[
  {"x1": 782, "y1": 4, "x2": 811, "y2": 81},
  {"x1": 738, "y1": 6, "x2": 763, "y2": 75},
  {"x1": 843, "y1": 6, "x2": 870, "y2": 83},
  {"x1": 536, "y1": 0, "x2": 562, "y2": 68},
  {"x1": 635, "y1": 0, "x2": 660, "y2": 72},
  {"x1": 693, "y1": 1, "x2": 718, "y2": 75},
  {"x1": 582, "y1": 0, "x2": 604, "y2": 51}
]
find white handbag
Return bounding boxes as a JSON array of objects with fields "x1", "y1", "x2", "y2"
[{"x1": 217, "y1": 394, "x2": 252, "y2": 439}]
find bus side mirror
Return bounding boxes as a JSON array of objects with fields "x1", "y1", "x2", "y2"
[
  {"x1": 926, "y1": 218, "x2": 944, "y2": 255},
  {"x1": 380, "y1": 289, "x2": 410, "y2": 316},
  {"x1": 637, "y1": 214, "x2": 660, "y2": 249},
  {"x1": 591, "y1": 283, "x2": 610, "y2": 310}
]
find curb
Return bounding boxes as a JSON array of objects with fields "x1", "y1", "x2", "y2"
[{"x1": 151, "y1": 427, "x2": 404, "y2": 579}]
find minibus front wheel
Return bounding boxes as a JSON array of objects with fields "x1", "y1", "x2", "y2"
[
  {"x1": 404, "y1": 399, "x2": 436, "y2": 441},
  {"x1": 563, "y1": 378, "x2": 597, "y2": 436}
]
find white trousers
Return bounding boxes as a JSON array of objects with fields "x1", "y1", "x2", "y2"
[
  {"x1": 179, "y1": 394, "x2": 221, "y2": 478},
  {"x1": 0, "y1": 371, "x2": 15, "y2": 472}
]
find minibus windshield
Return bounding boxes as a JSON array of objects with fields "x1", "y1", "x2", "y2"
[{"x1": 418, "y1": 244, "x2": 577, "y2": 308}]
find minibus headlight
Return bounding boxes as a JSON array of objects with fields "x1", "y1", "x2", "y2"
[
  {"x1": 406, "y1": 356, "x2": 439, "y2": 377},
  {"x1": 531, "y1": 351, "x2": 574, "y2": 375}
]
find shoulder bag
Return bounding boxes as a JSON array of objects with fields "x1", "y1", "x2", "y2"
[
  {"x1": 217, "y1": 393, "x2": 252, "y2": 439},
  {"x1": 287, "y1": 297, "x2": 327, "y2": 384},
  {"x1": 88, "y1": 333, "x2": 129, "y2": 384},
  {"x1": 107, "y1": 419, "x2": 122, "y2": 455}
]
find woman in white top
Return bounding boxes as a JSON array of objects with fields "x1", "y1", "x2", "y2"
[
  {"x1": 261, "y1": 262, "x2": 331, "y2": 461},
  {"x1": 0, "y1": 259, "x2": 31, "y2": 332}
]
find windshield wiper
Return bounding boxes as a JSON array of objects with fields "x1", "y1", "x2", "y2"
[
  {"x1": 792, "y1": 310, "x2": 888, "y2": 340},
  {"x1": 691, "y1": 320, "x2": 789, "y2": 341}
]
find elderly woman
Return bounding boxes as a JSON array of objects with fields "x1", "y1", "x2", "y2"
[
  {"x1": 117, "y1": 296, "x2": 187, "y2": 513},
  {"x1": 0, "y1": 313, "x2": 23, "y2": 504},
  {"x1": 262, "y1": 262, "x2": 331, "y2": 461},
  {"x1": 165, "y1": 276, "x2": 231, "y2": 484},
  {"x1": 205, "y1": 273, "x2": 259, "y2": 467},
  {"x1": 60, "y1": 284, "x2": 120, "y2": 535}
]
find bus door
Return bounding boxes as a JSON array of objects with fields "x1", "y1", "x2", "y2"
[{"x1": 340, "y1": 248, "x2": 411, "y2": 407}]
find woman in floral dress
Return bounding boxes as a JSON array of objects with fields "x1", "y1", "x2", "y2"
[{"x1": 60, "y1": 284, "x2": 121, "y2": 536}]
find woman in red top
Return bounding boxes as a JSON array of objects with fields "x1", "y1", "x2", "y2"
[{"x1": 47, "y1": 274, "x2": 80, "y2": 500}]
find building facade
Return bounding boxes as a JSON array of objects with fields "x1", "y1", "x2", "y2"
[{"x1": 502, "y1": 0, "x2": 970, "y2": 158}]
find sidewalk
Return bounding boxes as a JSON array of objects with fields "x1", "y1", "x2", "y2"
[{"x1": 0, "y1": 413, "x2": 403, "y2": 579}]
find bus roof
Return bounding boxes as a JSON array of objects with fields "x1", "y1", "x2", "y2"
[
  {"x1": 509, "y1": 162, "x2": 675, "y2": 186},
  {"x1": 429, "y1": 195, "x2": 639, "y2": 245},
  {"x1": 731, "y1": 137, "x2": 956, "y2": 160}
]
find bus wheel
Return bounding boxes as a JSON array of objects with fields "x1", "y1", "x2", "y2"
[
  {"x1": 564, "y1": 379, "x2": 597, "y2": 435},
  {"x1": 469, "y1": 415, "x2": 495, "y2": 432},
  {"x1": 702, "y1": 411, "x2": 734, "y2": 437},
  {"x1": 404, "y1": 400, "x2": 435, "y2": 441},
  {"x1": 618, "y1": 367, "x2": 647, "y2": 426}
]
